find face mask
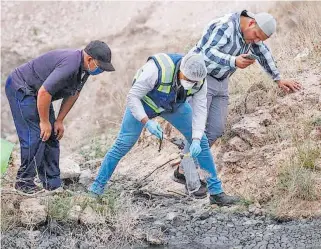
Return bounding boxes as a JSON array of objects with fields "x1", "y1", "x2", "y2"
[
  {"x1": 87, "y1": 60, "x2": 104, "y2": 75},
  {"x1": 180, "y1": 79, "x2": 195, "y2": 90}
]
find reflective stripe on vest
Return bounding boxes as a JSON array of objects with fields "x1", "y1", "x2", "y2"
[
  {"x1": 142, "y1": 95, "x2": 165, "y2": 113},
  {"x1": 154, "y1": 53, "x2": 175, "y2": 84}
]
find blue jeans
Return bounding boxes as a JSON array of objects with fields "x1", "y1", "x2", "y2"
[
  {"x1": 90, "y1": 103, "x2": 223, "y2": 195},
  {"x1": 5, "y1": 76, "x2": 61, "y2": 190}
]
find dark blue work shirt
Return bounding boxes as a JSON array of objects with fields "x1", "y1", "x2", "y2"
[{"x1": 10, "y1": 49, "x2": 89, "y2": 100}]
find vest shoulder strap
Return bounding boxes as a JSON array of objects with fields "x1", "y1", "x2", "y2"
[{"x1": 150, "y1": 53, "x2": 176, "y2": 84}]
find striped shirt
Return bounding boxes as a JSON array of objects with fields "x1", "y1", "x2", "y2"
[{"x1": 192, "y1": 11, "x2": 281, "y2": 81}]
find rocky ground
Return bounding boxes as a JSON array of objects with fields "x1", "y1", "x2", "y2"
[{"x1": 1, "y1": 1, "x2": 321, "y2": 249}]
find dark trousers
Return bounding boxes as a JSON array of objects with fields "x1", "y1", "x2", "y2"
[{"x1": 5, "y1": 76, "x2": 61, "y2": 190}]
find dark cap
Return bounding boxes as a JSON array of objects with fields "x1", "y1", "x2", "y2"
[{"x1": 84, "y1": 40, "x2": 115, "y2": 71}]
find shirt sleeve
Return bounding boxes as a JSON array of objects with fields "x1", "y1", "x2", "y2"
[
  {"x1": 42, "y1": 57, "x2": 79, "y2": 96},
  {"x1": 194, "y1": 21, "x2": 237, "y2": 73},
  {"x1": 251, "y1": 42, "x2": 281, "y2": 81},
  {"x1": 126, "y1": 60, "x2": 158, "y2": 122},
  {"x1": 191, "y1": 79, "x2": 208, "y2": 140}
]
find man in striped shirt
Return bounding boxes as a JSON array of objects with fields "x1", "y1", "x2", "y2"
[{"x1": 174, "y1": 10, "x2": 301, "y2": 201}]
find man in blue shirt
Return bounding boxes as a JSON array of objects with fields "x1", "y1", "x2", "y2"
[{"x1": 5, "y1": 40, "x2": 115, "y2": 195}]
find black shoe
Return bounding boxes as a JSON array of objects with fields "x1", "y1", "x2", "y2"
[
  {"x1": 185, "y1": 181, "x2": 208, "y2": 199},
  {"x1": 209, "y1": 192, "x2": 241, "y2": 206},
  {"x1": 173, "y1": 166, "x2": 207, "y2": 185},
  {"x1": 15, "y1": 185, "x2": 45, "y2": 196},
  {"x1": 173, "y1": 166, "x2": 186, "y2": 184}
]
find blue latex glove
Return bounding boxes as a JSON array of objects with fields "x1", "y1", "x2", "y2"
[
  {"x1": 189, "y1": 139, "x2": 201, "y2": 157},
  {"x1": 145, "y1": 120, "x2": 163, "y2": 139}
]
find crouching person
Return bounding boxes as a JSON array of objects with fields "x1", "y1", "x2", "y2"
[{"x1": 89, "y1": 52, "x2": 239, "y2": 206}]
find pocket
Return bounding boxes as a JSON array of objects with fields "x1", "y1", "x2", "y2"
[
  {"x1": 17, "y1": 92, "x2": 39, "y2": 122},
  {"x1": 17, "y1": 90, "x2": 37, "y2": 106}
]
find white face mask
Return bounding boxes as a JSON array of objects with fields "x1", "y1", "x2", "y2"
[{"x1": 180, "y1": 79, "x2": 195, "y2": 90}]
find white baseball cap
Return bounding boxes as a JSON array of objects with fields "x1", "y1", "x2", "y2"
[{"x1": 247, "y1": 12, "x2": 277, "y2": 37}]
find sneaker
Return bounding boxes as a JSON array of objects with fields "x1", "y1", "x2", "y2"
[
  {"x1": 185, "y1": 181, "x2": 208, "y2": 199},
  {"x1": 15, "y1": 185, "x2": 45, "y2": 197},
  {"x1": 209, "y1": 192, "x2": 241, "y2": 206}
]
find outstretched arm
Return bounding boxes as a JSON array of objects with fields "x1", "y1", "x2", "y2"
[{"x1": 251, "y1": 43, "x2": 301, "y2": 92}]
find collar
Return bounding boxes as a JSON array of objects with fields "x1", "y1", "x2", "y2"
[
  {"x1": 236, "y1": 11, "x2": 246, "y2": 44},
  {"x1": 78, "y1": 50, "x2": 89, "y2": 83},
  {"x1": 173, "y1": 59, "x2": 181, "y2": 89}
]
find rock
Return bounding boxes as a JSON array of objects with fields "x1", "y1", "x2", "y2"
[
  {"x1": 138, "y1": 214, "x2": 155, "y2": 222},
  {"x1": 249, "y1": 204, "x2": 256, "y2": 213},
  {"x1": 79, "y1": 241, "x2": 90, "y2": 249},
  {"x1": 146, "y1": 234, "x2": 164, "y2": 245},
  {"x1": 79, "y1": 169, "x2": 92, "y2": 186},
  {"x1": 82, "y1": 158, "x2": 103, "y2": 170},
  {"x1": 60, "y1": 158, "x2": 81, "y2": 179},
  {"x1": 20, "y1": 198, "x2": 47, "y2": 226},
  {"x1": 172, "y1": 216, "x2": 185, "y2": 227},
  {"x1": 199, "y1": 211, "x2": 211, "y2": 220},
  {"x1": 153, "y1": 220, "x2": 167, "y2": 232},
  {"x1": 231, "y1": 112, "x2": 272, "y2": 147},
  {"x1": 165, "y1": 212, "x2": 177, "y2": 221},
  {"x1": 222, "y1": 151, "x2": 245, "y2": 163},
  {"x1": 68, "y1": 153, "x2": 86, "y2": 165},
  {"x1": 79, "y1": 206, "x2": 105, "y2": 225},
  {"x1": 26, "y1": 230, "x2": 41, "y2": 240},
  {"x1": 228, "y1": 136, "x2": 251, "y2": 152},
  {"x1": 294, "y1": 48, "x2": 309, "y2": 61},
  {"x1": 249, "y1": 203, "x2": 263, "y2": 216},
  {"x1": 68, "y1": 205, "x2": 82, "y2": 222}
]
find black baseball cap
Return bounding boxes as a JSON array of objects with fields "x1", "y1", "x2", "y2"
[{"x1": 84, "y1": 40, "x2": 115, "y2": 71}]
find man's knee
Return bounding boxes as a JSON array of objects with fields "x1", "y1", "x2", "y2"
[{"x1": 206, "y1": 128, "x2": 225, "y2": 147}]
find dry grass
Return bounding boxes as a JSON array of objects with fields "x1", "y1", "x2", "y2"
[
  {"x1": 268, "y1": 155, "x2": 320, "y2": 219},
  {"x1": 1, "y1": 197, "x2": 20, "y2": 232},
  {"x1": 222, "y1": 2, "x2": 321, "y2": 219}
]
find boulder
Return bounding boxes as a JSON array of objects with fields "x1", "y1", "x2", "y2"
[
  {"x1": 222, "y1": 151, "x2": 245, "y2": 163},
  {"x1": 20, "y1": 198, "x2": 47, "y2": 226},
  {"x1": 79, "y1": 169, "x2": 92, "y2": 186},
  {"x1": 231, "y1": 112, "x2": 272, "y2": 147},
  {"x1": 60, "y1": 158, "x2": 81, "y2": 179},
  {"x1": 228, "y1": 136, "x2": 251, "y2": 152}
]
